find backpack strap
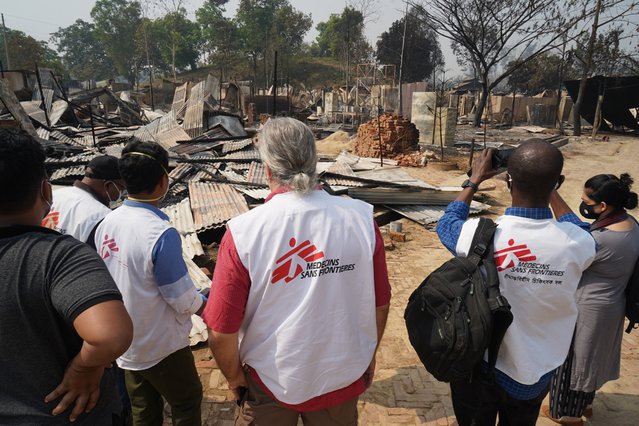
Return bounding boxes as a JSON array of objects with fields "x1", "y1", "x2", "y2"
[
  {"x1": 469, "y1": 218, "x2": 514, "y2": 378},
  {"x1": 467, "y1": 218, "x2": 497, "y2": 266}
]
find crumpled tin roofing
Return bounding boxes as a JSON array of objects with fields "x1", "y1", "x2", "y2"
[
  {"x1": 188, "y1": 182, "x2": 249, "y2": 231},
  {"x1": 162, "y1": 198, "x2": 204, "y2": 260},
  {"x1": 222, "y1": 138, "x2": 254, "y2": 154},
  {"x1": 221, "y1": 147, "x2": 260, "y2": 161},
  {"x1": 388, "y1": 201, "x2": 490, "y2": 226},
  {"x1": 50, "y1": 165, "x2": 86, "y2": 181},
  {"x1": 246, "y1": 162, "x2": 267, "y2": 186},
  {"x1": 155, "y1": 127, "x2": 191, "y2": 150}
]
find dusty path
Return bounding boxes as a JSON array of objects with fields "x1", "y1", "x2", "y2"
[{"x1": 188, "y1": 135, "x2": 639, "y2": 425}]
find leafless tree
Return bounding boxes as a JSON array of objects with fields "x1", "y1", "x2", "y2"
[
  {"x1": 347, "y1": 0, "x2": 381, "y2": 25},
  {"x1": 409, "y1": 0, "x2": 635, "y2": 127}
]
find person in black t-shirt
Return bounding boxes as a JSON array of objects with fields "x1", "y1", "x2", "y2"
[{"x1": 0, "y1": 129, "x2": 133, "y2": 425}]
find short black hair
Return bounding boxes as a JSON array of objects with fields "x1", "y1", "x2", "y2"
[
  {"x1": 119, "y1": 139, "x2": 169, "y2": 194},
  {"x1": 0, "y1": 129, "x2": 47, "y2": 214},
  {"x1": 585, "y1": 173, "x2": 638, "y2": 210},
  {"x1": 508, "y1": 139, "x2": 563, "y2": 197}
]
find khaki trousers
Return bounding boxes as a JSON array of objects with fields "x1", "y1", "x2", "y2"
[{"x1": 235, "y1": 372, "x2": 358, "y2": 426}]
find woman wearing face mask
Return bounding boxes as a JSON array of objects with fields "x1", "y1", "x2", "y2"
[{"x1": 544, "y1": 173, "x2": 639, "y2": 426}]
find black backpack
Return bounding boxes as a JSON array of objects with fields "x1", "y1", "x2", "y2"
[{"x1": 404, "y1": 218, "x2": 513, "y2": 382}]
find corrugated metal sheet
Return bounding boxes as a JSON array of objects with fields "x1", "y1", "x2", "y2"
[
  {"x1": 246, "y1": 162, "x2": 267, "y2": 185},
  {"x1": 221, "y1": 147, "x2": 260, "y2": 161},
  {"x1": 236, "y1": 187, "x2": 270, "y2": 200},
  {"x1": 170, "y1": 142, "x2": 222, "y2": 156},
  {"x1": 132, "y1": 126, "x2": 156, "y2": 143},
  {"x1": 171, "y1": 82, "x2": 189, "y2": 113},
  {"x1": 191, "y1": 164, "x2": 219, "y2": 181},
  {"x1": 222, "y1": 138, "x2": 253, "y2": 154},
  {"x1": 170, "y1": 163, "x2": 195, "y2": 181},
  {"x1": 21, "y1": 100, "x2": 46, "y2": 125},
  {"x1": 347, "y1": 187, "x2": 457, "y2": 205},
  {"x1": 388, "y1": 201, "x2": 491, "y2": 226},
  {"x1": 355, "y1": 167, "x2": 437, "y2": 189},
  {"x1": 162, "y1": 198, "x2": 204, "y2": 260},
  {"x1": 183, "y1": 100, "x2": 205, "y2": 138},
  {"x1": 323, "y1": 161, "x2": 364, "y2": 187},
  {"x1": 155, "y1": 127, "x2": 191, "y2": 150},
  {"x1": 183, "y1": 81, "x2": 206, "y2": 138},
  {"x1": 37, "y1": 127, "x2": 50, "y2": 140},
  {"x1": 49, "y1": 100, "x2": 69, "y2": 126},
  {"x1": 220, "y1": 169, "x2": 246, "y2": 183},
  {"x1": 188, "y1": 182, "x2": 249, "y2": 230},
  {"x1": 50, "y1": 130, "x2": 77, "y2": 145},
  {"x1": 224, "y1": 162, "x2": 251, "y2": 172},
  {"x1": 50, "y1": 165, "x2": 85, "y2": 181},
  {"x1": 103, "y1": 144, "x2": 125, "y2": 157},
  {"x1": 335, "y1": 151, "x2": 398, "y2": 171},
  {"x1": 186, "y1": 254, "x2": 211, "y2": 346}
]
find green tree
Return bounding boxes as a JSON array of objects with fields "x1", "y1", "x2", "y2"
[
  {"x1": 91, "y1": 0, "x2": 142, "y2": 83},
  {"x1": 506, "y1": 53, "x2": 563, "y2": 95},
  {"x1": 50, "y1": 20, "x2": 116, "y2": 80},
  {"x1": 154, "y1": 10, "x2": 201, "y2": 78},
  {"x1": 236, "y1": 0, "x2": 311, "y2": 87},
  {"x1": 196, "y1": 0, "x2": 241, "y2": 74},
  {"x1": 0, "y1": 28, "x2": 63, "y2": 73},
  {"x1": 314, "y1": 7, "x2": 371, "y2": 63},
  {"x1": 376, "y1": 11, "x2": 443, "y2": 82}
]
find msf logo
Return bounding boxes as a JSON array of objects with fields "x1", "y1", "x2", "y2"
[
  {"x1": 100, "y1": 234, "x2": 120, "y2": 259},
  {"x1": 271, "y1": 238, "x2": 325, "y2": 284},
  {"x1": 42, "y1": 207, "x2": 60, "y2": 230},
  {"x1": 494, "y1": 239, "x2": 537, "y2": 272}
]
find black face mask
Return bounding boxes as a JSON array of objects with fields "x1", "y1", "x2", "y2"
[{"x1": 579, "y1": 201, "x2": 601, "y2": 220}]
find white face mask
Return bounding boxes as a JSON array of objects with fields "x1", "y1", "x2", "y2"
[{"x1": 105, "y1": 182, "x2": 126, "y2": 209}]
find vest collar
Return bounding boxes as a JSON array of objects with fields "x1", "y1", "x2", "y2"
[{"x1": 123, "y1": 199, "x2": 169, "y2": 221}]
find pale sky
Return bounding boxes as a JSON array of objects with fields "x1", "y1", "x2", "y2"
[{"x1": 1, "y1": 0, "x2": 461, "y2": 75}]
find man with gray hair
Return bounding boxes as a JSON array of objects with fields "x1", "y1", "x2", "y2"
[{"x1": 203, "y1": 117, "x2": 391, "y2": 425}]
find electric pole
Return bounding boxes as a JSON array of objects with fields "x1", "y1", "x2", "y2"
[
  {"x1": 398, "y1": 1, "x2": 409, "y2": 116},
  {"x1": 1, "y1": 14, "x2": 10, "y2": 70}
]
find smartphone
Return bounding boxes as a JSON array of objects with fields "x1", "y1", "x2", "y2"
[{"x1": 467, "y1": 148, "x2": 514, "y2": 176}]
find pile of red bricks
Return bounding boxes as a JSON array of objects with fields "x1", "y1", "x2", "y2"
[{"x1": 353, "y1": 113, "x2": 419, "y2": 158}]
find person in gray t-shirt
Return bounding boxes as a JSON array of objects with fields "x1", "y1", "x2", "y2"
[{"x1": 0, "y1": 129, "x2": 133, "y2": 425}]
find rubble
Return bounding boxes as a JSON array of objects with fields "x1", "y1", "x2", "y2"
[{"x1": 353, "y1": 113, "x2": 419, "y2": 159}]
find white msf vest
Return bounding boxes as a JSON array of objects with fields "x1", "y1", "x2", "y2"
[
  {"x1": 42, "y1": 186, "x2": 110, "y2": 243},
  {"x1": 457, "y1": 216, "x2": 596, "y2": 384},
  {"x1": 95, "y1": 204, "x2": 193, "y2": 370},
  {"x1": 228, "y1": 190, "x2": 378, "y2": 404}
]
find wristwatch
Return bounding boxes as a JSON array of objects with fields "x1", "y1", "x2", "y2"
[{"x1": 461, "y1": 179, "x2": 479, "y2": 192}]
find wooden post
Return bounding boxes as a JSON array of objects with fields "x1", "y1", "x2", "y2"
[{"x1": 0, "y1": 77, "x2": 38, "y2": 137}]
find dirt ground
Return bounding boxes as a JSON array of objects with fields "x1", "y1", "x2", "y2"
[{"x1": 180, "y1": 132, "x2": 639, "y2": 425}]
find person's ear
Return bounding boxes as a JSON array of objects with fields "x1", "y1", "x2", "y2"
[
  {"x1": 599, "y1": 201, "x2": 608, "y2": 213},
  {"x1": 264, "y1": 164, "x2": 273, "y2": 182},
  {"x1": 41, "y1": 179, "x2": 52, "y2": 204},
  {"x1": 555, "y1": 175, "x2": 565, "y2": 190}
]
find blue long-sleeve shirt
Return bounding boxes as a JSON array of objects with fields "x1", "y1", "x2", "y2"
[{"x1": 435, "y1": 201, "x2": 590, "y2": 400}]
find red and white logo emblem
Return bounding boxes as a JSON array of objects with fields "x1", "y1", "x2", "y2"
[
  {"x1": 100, "y1": 234, "x2": 120, "y2": 259},
  {"x1": 271, "y1": 238, "x2": 325, "y2": 284},
  {"x1": 42, "y1": 207, "x2": 60, "y2": 229},
  {"x1": 494, "y1": 239, "x2": 537, "y2": 272}
]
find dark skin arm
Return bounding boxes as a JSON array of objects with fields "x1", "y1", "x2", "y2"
[
  {"x1": 549, "y1": 190, "x2": 574, "y2": 219},
  {"x1": 456, "y1": 148, "x2": 501, "y2": 205},
  {"x1": 45, "y1": 300, "x2": 133, "y2": 422}
]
